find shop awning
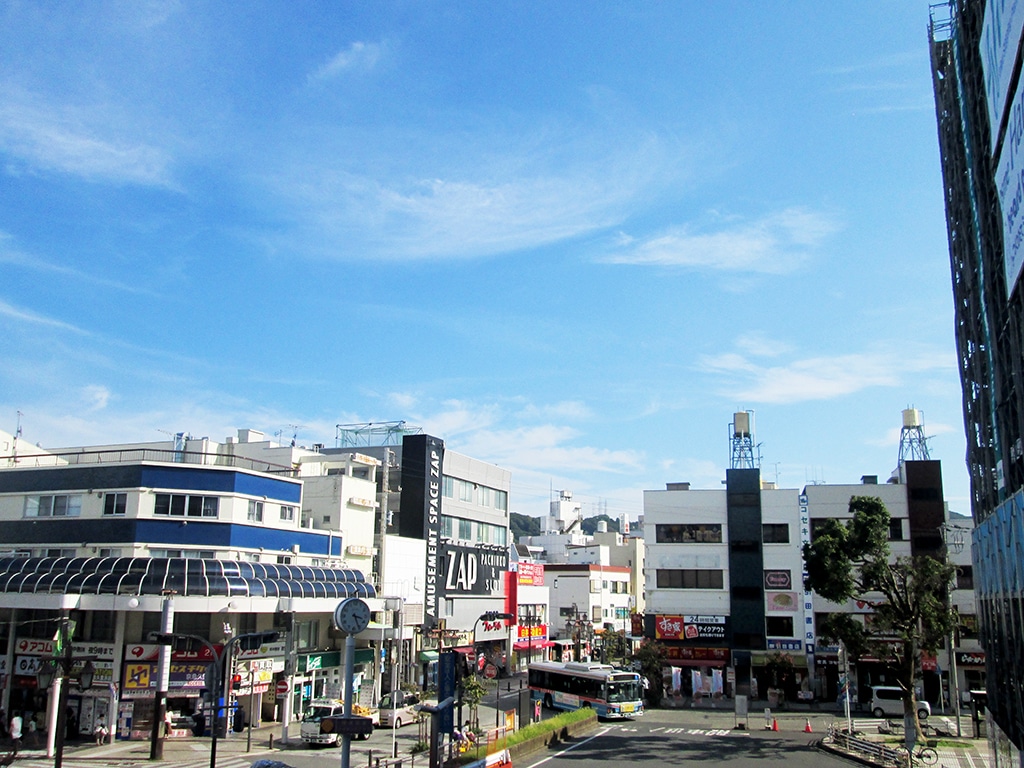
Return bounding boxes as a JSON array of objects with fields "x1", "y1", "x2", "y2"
[
  {"x1": 419, "y1": 650, "x2": 439, "y2": 662},
  {"x1": 513, "y1": 640, "x2": 554, "y2": 651}
]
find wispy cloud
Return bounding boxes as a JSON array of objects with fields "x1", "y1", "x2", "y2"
[
  {"x1": 0, "y1": 87, "x2": 176, "y2": 187},
  {"x1": 603, "y1": 208, "x2": 840, "y2": 273},
  {"x1": 309, "y1": 41, "x2": 385, "y2": 82},
  {"x1": 0, "y1": 232, "x2": 154, "y2": 295},
  {"x1": 261, "y1": 127, "x2": 676, "y2": 260},
  {"x1": 700, "y1": 344, "x2": 953, "y2": 404},
  {"x1": 0, "y1": 299, "x2": 89, "y2": 334}
]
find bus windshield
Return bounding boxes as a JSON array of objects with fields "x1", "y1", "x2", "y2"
[{"x1": 606, "y1": 681, "x2": 640, "y2": 703}]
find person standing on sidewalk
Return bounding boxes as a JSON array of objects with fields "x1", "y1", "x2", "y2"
[{"x1": 9, "y1": 712, "x2": 22, "y2": 756}]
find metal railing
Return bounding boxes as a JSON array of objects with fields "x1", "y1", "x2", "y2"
[
  {"x1": 827, "y1": 726, "x2": 904, "y2": 767},
  {"x1": 1, "y1": 448, "x2": 297, "y2": 476}
]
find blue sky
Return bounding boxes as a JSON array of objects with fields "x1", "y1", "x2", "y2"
[{"x1": 0, "y1": 2, "x2": 967, "y2": 521}]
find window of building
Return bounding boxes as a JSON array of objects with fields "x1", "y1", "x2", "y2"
[
  {"x1": 495, "y1": 490, "x2": 508, "y2": 511},
  {"x1": 25, "y1": 494, "x2": 82, "y2": 518},
  {"x1": 280, "y1": 505, "x2": 295, "y2": 521},
  {"x1": 103, "y1": 492, "x2": 127, "y2": 516},
  {"x1": 99, "y1": 548, "x2": 122, "y2": 558},
  {"x1": 956, "y1": 565, "x2": 974, "y2": 590},
  {"x1": 276, "y1": 555, "x2": 292, "y2": 564},
  {"x1": 888, "y1": 518, "x2": 904, "y2": 541},
  {"x1": 443, "y1": 476, "x2": 454, "y2": 498},
  {"x1": 458, "y1": 480, "x2": 474, "y2": 503},
  {"x1": 765, "y1": 616, "x2": 795, "y2": 637},
  {"x1": 478, "y1": 486, "x2": 491, "y2": 507},
  {"x1": 458, "y1": 518, "x2": 473, "y2": 540},
  {"x1": 655, "y1": 524, "x2": 723, "y2": 543},
  {"x1": 150, "y1": 549, "x2": 215, "y2": 559},
  {"x1": 656, "y1": 569, "x2": 724, "y2": 589},
  {"x1": 762, "y1": 524, "x2": 789, "y2": 544},
  {"x1": 248, "y1": 500, "x2": 264, "y2": 522},
  {"x1": 45, "y1": 548, "x2": 76, "y2": 558},
  {"x1": 441, "y1": 516, "x2": 454, "y2": 537},
  {"x1": 154, "y1": 494, "x2": 219, "y2": 518}
]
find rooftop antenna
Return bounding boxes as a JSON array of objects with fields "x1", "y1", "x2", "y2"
[
  {"x1": 288, "y1": 424, "x2": 306, "y2": 447},
  {"x1": 898, "y1": 408, "x2": 931, "y2": 462}
]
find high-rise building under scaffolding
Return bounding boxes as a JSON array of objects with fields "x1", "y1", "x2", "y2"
[{"x1": 930, "y1": 1, "x2": 1024, "y2": 761}]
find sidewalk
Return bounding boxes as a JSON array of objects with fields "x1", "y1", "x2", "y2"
[{"x1": 818, "y1": 717, "x2": 992, "y2": 768}]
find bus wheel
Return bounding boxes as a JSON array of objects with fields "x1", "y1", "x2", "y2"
[{"x1": 544, "y1": 694, "x2": 553, "y2": 710}]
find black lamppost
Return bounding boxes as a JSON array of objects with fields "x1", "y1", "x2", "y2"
[
  {"x1": 565, "y1": 605, "x2": 593, "y2": 663},
  {"x1": 37, "y1": 615, "x2": 95, "y2": 768}
]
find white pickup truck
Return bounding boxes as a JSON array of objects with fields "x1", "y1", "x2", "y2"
[{"x1": 300, "y1": 699, "x2": 379, "y2": 745}]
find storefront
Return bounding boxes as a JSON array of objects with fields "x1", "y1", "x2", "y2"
[{"x1": 9, "y1": 636, "x2": 115, "y2": 744}]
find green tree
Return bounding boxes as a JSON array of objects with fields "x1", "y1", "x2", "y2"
[
  {"x1": 802, "y1": 496, "x2": 956, "y2": 739},
  {"x1": 509, "y1": 512, "x2": 541, "y2": 540},
  {"x1": 633, "y1": 639, "x2": 667, "y2": 707},
  {"x1": 460, "y1": 674, "x2": 487, "y2": 730}
]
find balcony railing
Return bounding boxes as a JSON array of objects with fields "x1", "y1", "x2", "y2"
[{"x1": 0, "y1": 448, "x2": 298, "y2": 476}]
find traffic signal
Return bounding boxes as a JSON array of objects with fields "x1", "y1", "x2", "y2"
[{"x1": 231, "y1": 673, "x2": 242, "y2": 691}]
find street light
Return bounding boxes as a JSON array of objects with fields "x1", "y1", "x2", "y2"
[{"x1": 564, "y1": 605, "x2": 593, "y2": 663}]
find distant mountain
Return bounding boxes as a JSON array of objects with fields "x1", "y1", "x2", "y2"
[{"x1": 510, "y1": 512, "x2": 541, "y2": 540}]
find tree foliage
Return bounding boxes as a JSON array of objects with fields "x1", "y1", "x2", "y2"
[
  {"x1": 509, "y1": 513, "x2": 541, "y2": 540},
  {"x1": 802, "y1": 496, "x2": 956, "y2": 737},
  {"x1": 633, "y1": 639, "x2": 667, "y2": 707}
]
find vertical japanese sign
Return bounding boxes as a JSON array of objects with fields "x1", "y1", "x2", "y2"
[{"x1": 799, "y1": 494, "x2": 816, "y2": 675}]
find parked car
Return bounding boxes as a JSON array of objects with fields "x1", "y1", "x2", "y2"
[
  {"x1": 377, "y1": 690, "x2": 430, "y2": 728},
  {"x1": 869, "y1": 686, "x2": 931, "y2": 719}
]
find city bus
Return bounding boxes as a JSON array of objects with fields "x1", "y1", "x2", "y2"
[{"x1": 527, "y1": 661, "x2": 644, "y2": 719}]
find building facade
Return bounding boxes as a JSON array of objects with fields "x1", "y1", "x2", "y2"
[{"x1": 931, "y1": 1, "x2": 1024, "y2": 759}]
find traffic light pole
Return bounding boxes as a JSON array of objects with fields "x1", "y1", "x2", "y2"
[{"x1": 149, "y1": 595, "x2": 174, "y2": 760}]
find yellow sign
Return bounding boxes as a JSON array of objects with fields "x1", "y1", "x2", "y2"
[{"x1": 125, "y1": 664, "x2": 151, "y2": 690}]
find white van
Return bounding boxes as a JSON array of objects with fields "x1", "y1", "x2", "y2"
[{"x1": 869, "y1": 686, "x2": 931, "y2": 719}]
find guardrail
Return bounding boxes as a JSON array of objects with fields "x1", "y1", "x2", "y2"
[{"x1": 828, "y1": 729, "x2": 903, "y2": 767}]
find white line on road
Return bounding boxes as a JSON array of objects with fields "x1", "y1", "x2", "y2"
[{"x1": 524, "y1": 727, "x2": 614, "y2": 768}]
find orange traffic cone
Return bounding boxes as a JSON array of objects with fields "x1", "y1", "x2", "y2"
[
  {"x1": 805, "y1": 719, "x2": 813, "y2": 733},
  {"x1": 772, "y1": 718, "x2": 779, "y2": 731}
]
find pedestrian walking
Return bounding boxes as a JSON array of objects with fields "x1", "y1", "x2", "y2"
[{"x1": 9, "y1": 713, "x2": 22, "y2": 756}]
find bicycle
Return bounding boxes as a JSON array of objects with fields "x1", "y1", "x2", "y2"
[{"x1": 896, "y1": 743, "x2": 939, "y2": 766}]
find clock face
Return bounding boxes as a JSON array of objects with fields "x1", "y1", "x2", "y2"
[{"x1": 335, "y1": 598, "x2": 371, "y2": 634}]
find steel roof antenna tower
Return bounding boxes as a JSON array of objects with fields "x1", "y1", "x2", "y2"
[
  {"x1": 897, "y1": 407, "x2": 931, "y2": 463},
  {"x1": 729, "y1": 410, "x2": 761, "y2": 469}
]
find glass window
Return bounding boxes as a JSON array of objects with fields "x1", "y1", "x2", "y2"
[
  {"x1": 765, "y1": 616, "x2": 794, "y2": 636},
  {"x1": 25, "y1": 495, "x2": 82, "y2": 518},
  {"x1": 956, "y1": 566, "x2": 974, "y2": 590},
  {"x1": 655, "y1": 524, "x2": 722, "y2": 543},
  {"x1": 280, "y1": 505, "x2": 295, "y2": 521},
  {"x1": 762, "y1": 524, "x2": 790, "y2": 543},
  {"x1": 495, "y1": 490, "x2": 508, "y2": 511},
  {"x1": 458, "y1": 518, "x2": 473, "y2": 540},
  {"x1": 656, "y1": 569, "x2": 724, "y2": 589},
  {"x1": 443, "y1": 476, "x2": 454, "y2": 498},
  {"x1": 248, "y1": 500, "x2": 264, "y2": 522},
  {"x1": 458, "y1": 480, "x2": 474, "y2": 503},
  {"x1": 103, "y1": 492, "x2": 127, "y2": 516},
  {"x1": 441, "y1": 515, "x2": 453, "y2": 537},
  {"x1": 478, "y1": 487, "x2": 491, "y2": 507},
  {"x1": 888, "y1": 518, "x2": 904, "y2": 541},
  {"x1": 154, "y1": 493, "x2": 218, "y2": 518}
]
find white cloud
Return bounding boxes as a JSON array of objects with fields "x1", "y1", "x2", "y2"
[
  {"x1": 701, "y1": 345, "x2": 953, "y2": 405},
  {"x1": 82, "y1": 385, "x2": 112, "y2": 412},
  {"x1": 310, "y1": 41, "x2": 385, "y2": 81},
  {"x1": 603, "y1": 208, "x2": 840, "y2": 273},
  {"x1": 0, "y1": 88, "x2": 175, "y2": 187},
  {"x1": 0, "y1": 298, "x2": 89, "y2": 334}
]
